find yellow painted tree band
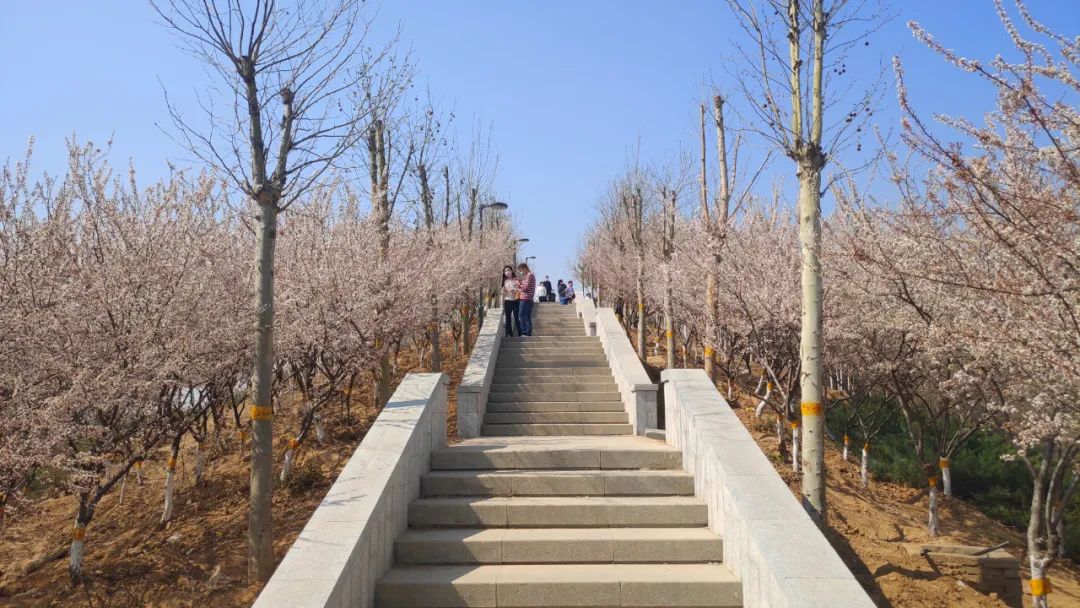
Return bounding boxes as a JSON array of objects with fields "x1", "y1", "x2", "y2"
[
  {"x1": 939, "y1": 458, "x2": 949, "y2": 467},
  {"x1": 864, "y1": 442, "x2": 870, "y2": 451},
  {"x1": 637, "y1": 303, "x2": 645, "y2": 311},
  {"x1": 703, "y1": 347, "x2": 715, "y2": 357},
  {"x1": 790, "y1": 420, "x2": 799, "y2": 429},
  {"x1": 288, "y1": 438, "x2": 299, "y2": 450},
  {"x1": 665, "y1": 330, "x2": 673, "y2": 339},
  {"x1": 250, "y1": 405, "x2": 273, "y2": 420},
  {"x1": 72, "y1": 525, "x2": 86, "y2": 541},
  {"x1": 767, "y1": 382, "x2": 773, "y2": 390},
  {"x1": 843, "y1": 435, "x2": 850, "y2": 445},
  {"x1": 1031, "y1": 578, "x2": 1049, "y2": 596},
  {"x1": 134, "y1": 461, "x2": 142, "y2": 470},
  {"x1": 928, "y1": 476, "x2": 938, "y2": 488},
  {"x1": 166, "y1": 457, "x2": 176, "y2": 470},
  {"x1": 801, "y1": 402, "x2": 823, "y2": 416}
]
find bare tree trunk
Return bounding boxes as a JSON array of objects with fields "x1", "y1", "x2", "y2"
[
  {"x1": 248, "y1": 200, "x2": 277, "y2": 582},
  {"x1": 796, "y1": 0, "x2": 828, "y2": 522},
  {"x1": 635, "y1": 261, "x2": 646, "y2": 359},
  {"x1": 697, "y1": 102, "x2": 718, "y2": 380}
]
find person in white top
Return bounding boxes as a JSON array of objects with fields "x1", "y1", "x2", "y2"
[{"x1": 501, "y1": 265, "x2": 520, "y2": 337}]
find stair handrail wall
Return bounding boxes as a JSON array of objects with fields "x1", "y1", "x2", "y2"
[
  {"x1": 253, "y1": 372, "x2": 449, "y2": 608},
  {"x1": 456, "y1": 306, "x2": 504, "y2": 438},
  {"x1": 662, "y1": 369, "x2": 875, "y2": 608},
  {"x1": 595, "y1": 307, "x2": 658, "y2": 435},
  {"x1": 575, "y1": 294, "x2": 599, "y2": 336}
]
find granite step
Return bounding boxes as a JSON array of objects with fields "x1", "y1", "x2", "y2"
[
  {"x1": 481, "y1": 423, "x2": 633, "y2": 436},
  {"x1": 376, "y1": 563, "x2": 741, "y2": 607},
  {"x1": 394, "y1": 527, "x2": 724, "y2": 565},
  {"x1": 407, "y1": 495, "x2": 710, "y2": 528}
]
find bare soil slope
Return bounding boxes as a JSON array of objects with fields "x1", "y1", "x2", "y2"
[
  {"x1": 0, "y1": 348, "x2": 470, "y2": 607},
  {"x1": 732, "y1": 387, "x2": 1080, "y2": 608}
]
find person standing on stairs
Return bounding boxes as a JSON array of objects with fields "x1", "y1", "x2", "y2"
[
  {"x1": 501, "y1": 265, "x2": 520, "y2": 337},
  {"x1": 541, "y1": 275, "x2": 554, "y2": 302},
  {"x1": 565, "y1": 280, "x2": 576, "y2": 303},
  {"x1": 516, "y1": 262, "x2": 536, "y2": 336}
]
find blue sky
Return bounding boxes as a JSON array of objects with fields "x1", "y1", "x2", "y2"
[{"x1": 2, "y1": 1, "x2": 1076, "y2": 280}]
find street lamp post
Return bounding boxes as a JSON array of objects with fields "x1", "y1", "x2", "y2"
[{"x1": 515, "y1": 238, "x2": 530, "y2": 265}]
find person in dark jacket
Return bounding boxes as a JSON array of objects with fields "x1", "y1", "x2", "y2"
[{"x1": 541, "y1": 276, "x2": 554, "y2": 303}]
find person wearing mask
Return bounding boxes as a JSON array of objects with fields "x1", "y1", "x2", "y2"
[
  {"x1": 565, "y1": 280, "x2": 577, "y2": 303},
  {"x1": 541, "y1": 276, "x2": 554, "y2": 302},
  {"x1": 516, "y1": 262, "x2": 537, "y2": 336},
  {"x1": 501, "y1": 265, "x2": 520, "y2": 337},
  {"x1": 557, "y1": 279, "x2": 567, "y2": 305}
]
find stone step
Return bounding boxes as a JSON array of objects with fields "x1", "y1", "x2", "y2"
[
  {"x1": 483, "y1": 423, "x2": 632, "y2": 436},
  {"x1": 503, "y1": 336, "x2": 596, "y2": 342},
  {"x1": 430, "y1": 440, "x2": 681, "y2": 471},
  {"x1": 395, "y1": 527, "x2": 724, "y2": 565},
  {"x1": 498, "y1": 345, "x2": 605, "y2": 353},
  {"x1": 421, "y1": 469, "x2": 694, "y2": 497},
  {"x1": 408, "y1": 495, "x2": 709, "y2": 528},
  {"x1": 485, "y1": 402, "x2": 625, "y2": 414},
  {"x1": 497, "y1": 355, "x2": 608, "y2": 364},
  {"x1": 492, "y1": 368, "x2": 612, "y2": 380},
  {"x1": 489, "y1": 382, "x2": 616, "y2": 393},
  {"x1": 484, "y1": 411, "x2": 629, "y2": 425},
  {"x1": 488, "y1": 391, "x2": 621, "y2": 403},
  {"x1": 496, "y1": 360, "x2": 610, "y2": 369},
  {"x1": 376, "y1": 563, "x2": 741, "y2": 607}
]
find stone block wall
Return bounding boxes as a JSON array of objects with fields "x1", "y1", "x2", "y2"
[{"x1": 906, "y1": 544, "x2": 1022, "y2": 607}]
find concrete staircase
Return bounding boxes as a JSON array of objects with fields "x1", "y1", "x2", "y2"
[
  {"x1": 375, "y1": 303, "x2": 741, "y2": 607},
  {"x1": 487, "y1": 304, "x2": 631, "y2": 437}
]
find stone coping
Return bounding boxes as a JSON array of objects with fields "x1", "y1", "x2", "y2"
[
  {"x1": 252, "y1": 373, "x2": 449, "y2": 608},
  {"x1": 662, "y1": 368, "x2": 875, "y2": 608}
]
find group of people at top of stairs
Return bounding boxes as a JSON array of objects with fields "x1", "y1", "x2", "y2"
[{"x1": 500, "y1": 263, "x2": 577, "y2": 337}]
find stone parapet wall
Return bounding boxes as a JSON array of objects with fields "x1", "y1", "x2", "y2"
[
  {"x1": 252, "y1": 373, "x2": 449, "y2": 608},
  {"x1": 594, "y1": 307, "x2": 657, "y2": 434},
  {"x1": 663, "y1": 368, "x2": 875, "y2": 608},
  {"x1": 456, "y1": 307, "x2": 503, "y2": 438}
]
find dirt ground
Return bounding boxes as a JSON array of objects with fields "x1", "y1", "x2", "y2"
[
  {"x1": 0, "y1": 341, "x2": 471, "y2": 608},
  {"x1": 642, "y1": 345, "x2": 1080, "y2": 608}
]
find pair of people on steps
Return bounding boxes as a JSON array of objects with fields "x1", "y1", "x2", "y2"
[
  {"x1": 557, "y1": 279, "x2": 576, "y2": 305},
  {"x1": 501, "y1": 262, "x2": 536, "y2": 337}
]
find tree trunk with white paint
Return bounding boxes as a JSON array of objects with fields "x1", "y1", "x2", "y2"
[
  {"x1": 842, "y1": 435, "x2": 850, "y2": 462},
  {"x1": 939, "y1": 457, "x2": 952, "y2": 496},
  {"x1": 755, "y1": 382, "x2": 772, "y2": 418},
  {"x1": 161, "y1": 439, "x2": 180, "y2": 525},
  {"x1": 314, "y1": 414, "x2": 327, "y2": 444},
  {"x1": 860, "y1": 444, "x2": 870, "y2": 488},
  {"x1": 281, "y1": 438, "x2": 299, "y2": 482},
  {"x1": 69, "y1": 512, "x2": 88, "y2": 585},
  {"x1": 928, "y1": 477, "x2": 940, "y2": 537}
]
